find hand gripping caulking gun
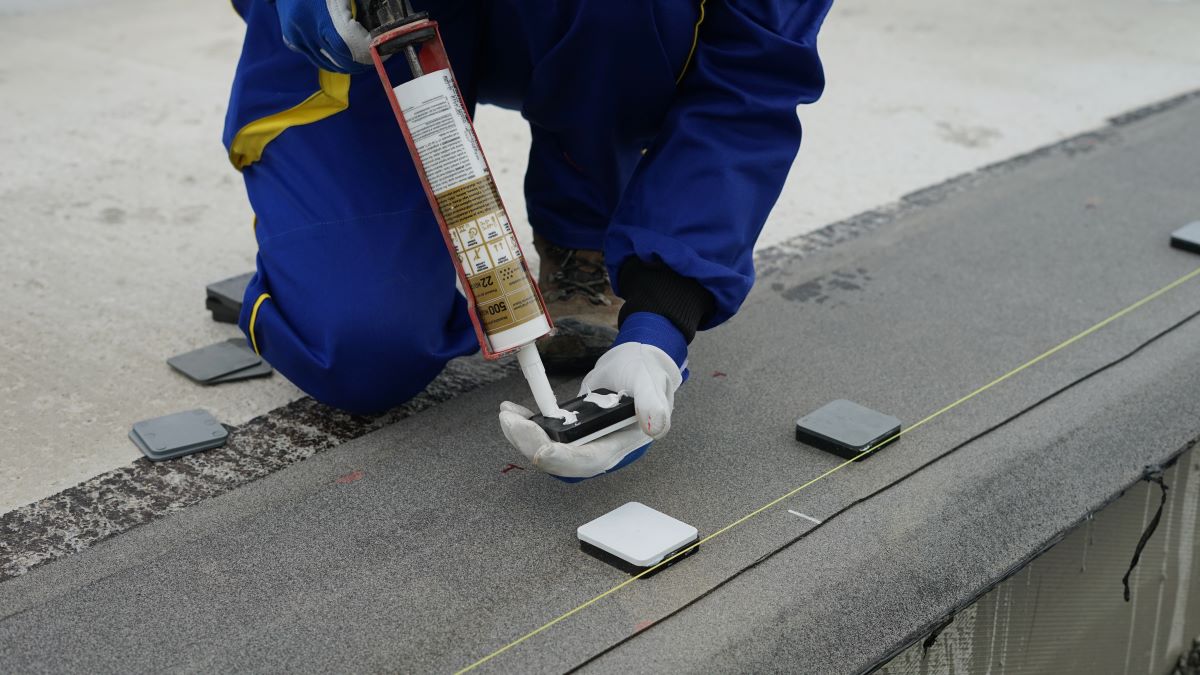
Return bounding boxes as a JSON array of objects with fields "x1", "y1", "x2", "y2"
[{"x1": 364, "y1": 0, "x2": 637, "y2": 445}]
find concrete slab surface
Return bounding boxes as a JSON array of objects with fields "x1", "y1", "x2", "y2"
[
  {"x1": 2, "y1": 86, "x2": 1199, "y2": 673},
  {"x1": 4, "y1": 0, "x2": 1200, "y2": 512}
]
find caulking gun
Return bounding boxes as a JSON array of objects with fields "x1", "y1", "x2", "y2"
[{"x1": 363, "y1": 0, "x2": 638, "y2": 446}]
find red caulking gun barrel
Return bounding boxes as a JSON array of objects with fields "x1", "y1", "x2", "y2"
[{"x1": 365, "y1": 0, "x2": 597, "y2": 431}]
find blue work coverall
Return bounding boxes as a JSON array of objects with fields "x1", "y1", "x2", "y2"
[{"x1": 224, "y1": 0, "x2": 831, "y2": 413}]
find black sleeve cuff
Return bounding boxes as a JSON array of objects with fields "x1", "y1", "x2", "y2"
[{"x1": 617, "y1": 259, "x2": 716, "y2": 343}]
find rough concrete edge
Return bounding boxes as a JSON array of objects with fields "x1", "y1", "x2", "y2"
[
  {"x1": 2, "y1": 87, "x2": 1197, "y2": 584},
  {"x1": 0, "y1": 357, "x2": 517, "y2": 581}
]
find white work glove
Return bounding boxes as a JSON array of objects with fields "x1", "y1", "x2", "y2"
[
  {"x1": 499, "y1": 342, "x2": 684, "y2": 481},
  {"x1": 275, "y1": 0, "x2": 374, "y2": 74}
]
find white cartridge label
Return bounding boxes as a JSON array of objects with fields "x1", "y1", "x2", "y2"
[
  {"x1": 394, "y1": 69, "x2": 488, "y2": 194},
  {"x1": 393, "y1": 69, "x2": 547, "y2": 340}
]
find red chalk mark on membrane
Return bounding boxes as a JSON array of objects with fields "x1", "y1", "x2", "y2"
[
  {"x1": 712, "y1": 371, "x2": 727, "y2": 378},
  {"x1": 335, "y1": 470, "x2": 365, "y2": 484},
  {"x1": 501, "y1": 463, "x2": 525, "y2": 474},
  {"x1": 634, "y1": 619, "x2": 655, "y2": 632}
]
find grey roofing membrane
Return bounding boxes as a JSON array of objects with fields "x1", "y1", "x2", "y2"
[{"x1": 3, "y1": 98, "x2": 1200, "y2": 673}]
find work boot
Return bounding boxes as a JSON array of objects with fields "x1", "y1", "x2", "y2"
[{"x1": 533, "y1": 233, "x2": 623, "y2": 374}]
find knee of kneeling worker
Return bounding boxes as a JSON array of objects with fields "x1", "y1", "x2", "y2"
[{"x1": 299, "y1": 327, "x2": 451, "y2": 416}]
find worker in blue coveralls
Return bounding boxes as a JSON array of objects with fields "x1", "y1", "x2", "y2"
[{"x1": 225, "y1": 0, "x2": 831, "y2": 481}]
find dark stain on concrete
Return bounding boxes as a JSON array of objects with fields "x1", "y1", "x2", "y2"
[
  {"x1": 780, "y1": 267, "x2": 870, "y2": 303},
  {"x1": 100, "y1": 207, "x2": 125, "y2": 225},
  {"x1": 782, "y1": 278, "x2": 825, "y2": 303}
]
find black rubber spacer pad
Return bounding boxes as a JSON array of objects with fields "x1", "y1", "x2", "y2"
[
  {"x1": 796, "y1": 399, "x2": 902, "y2": 461},
  {"x1": 531, "y1": 388, "x2": 635, "y2": 444},
  {"x1": 579, "y1": 539, "x2": 699, "y2": 578},
  {"x1": 1170, "y1": 221, "x2": 1200, "y2": 255}
]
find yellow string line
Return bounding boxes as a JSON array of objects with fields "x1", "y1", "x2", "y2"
[{"x1": 456, "y1": 264, "x2": 1200, "y2": 674}]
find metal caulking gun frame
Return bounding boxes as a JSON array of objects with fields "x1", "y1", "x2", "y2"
[{"x1": 365, "y1": 0, "x2": 638, "y2": 444}]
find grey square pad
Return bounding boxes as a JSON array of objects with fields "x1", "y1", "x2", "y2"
[
  {"x1": 206, "y1": 272, "x2": 254, "y2": 309},
  {"x1": 795, "y1": 399, "x2": 902, "y2": 460},
  {"x1": 129, "y1": 409, "x2": 229, "y2": 461},
  {"x1": 1170, "y1": 221, "x2": 1200, "y2": 254},
  {"x1": 206, "y1": 272, "x2": 253, "y2": 324},
  {"x1": 167, "y1": 340, "x2": 261, "y2": 383},
  {"x1": 206, "y1": 298, "x2": 240, "y2": 324},
  {"x1": 206, "y1": 339, "x2": 273, "y2": 383}
]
